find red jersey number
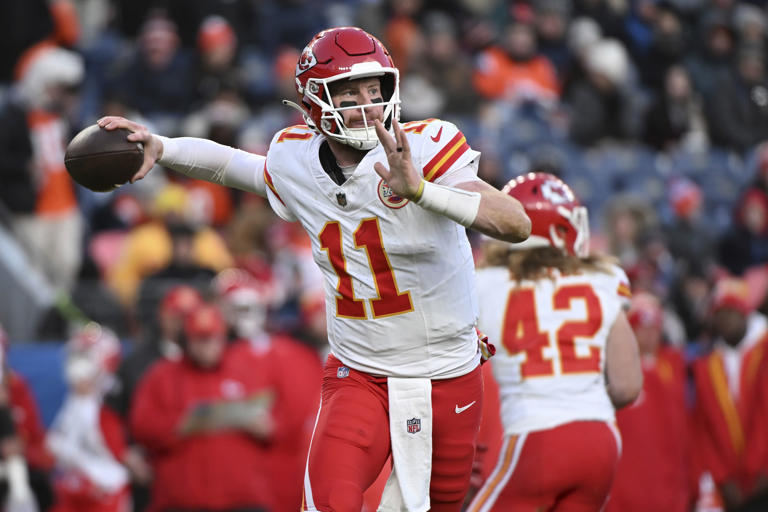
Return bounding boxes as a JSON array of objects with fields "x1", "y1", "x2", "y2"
[
  {"x1": 501, "y1": 284, "x2": 603, "y2": 378},
  {"x1": 319, "y1": 218, "x2": 413, "y2": 320}
]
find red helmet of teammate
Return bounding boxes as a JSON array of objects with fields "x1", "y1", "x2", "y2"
[
  {"x1": 286, "y1": 26, "x2": 400, "y2": 150},
  {"x1": 503, "y1": 172, "x2": 590, "y2": 257}
]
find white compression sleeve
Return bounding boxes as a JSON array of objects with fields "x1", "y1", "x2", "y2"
[
  {"x1": 156, "y1": 136, "x2": 267, "y2": 196},
  {"x1": 415, "y1": 180, "x2": 481, "y2": 227}
]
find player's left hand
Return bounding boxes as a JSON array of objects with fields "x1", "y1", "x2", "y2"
[{"x1": 373, "y1": 119, "x2": 422, "y2": 200}]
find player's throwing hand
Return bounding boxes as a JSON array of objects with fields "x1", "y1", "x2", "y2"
[
  {"x1": 373, "y1": 119, "x2": 422, "y2": 200},
  {"x1": 97, "y1": 116, "x2": 163, "y2": 183}
]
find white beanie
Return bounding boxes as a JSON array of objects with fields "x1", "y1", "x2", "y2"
[
  {"x1": 568, "y1": 17, "x2": 602, "y2": 57},
  {"x1": 585, "y1": 38, "x2": 629, "y2": 87},
  {"x1": 18, "y1": 46, "x2": 84, "y2": 107}
]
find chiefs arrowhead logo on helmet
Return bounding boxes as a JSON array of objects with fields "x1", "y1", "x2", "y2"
[
  {"x1": 503, "y1": 172, "x2": 590, "y2": 257},
  {"x1": 296, "y1": 47, "x2": 317, "y2": 75}
]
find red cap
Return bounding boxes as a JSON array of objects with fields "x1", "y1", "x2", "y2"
[
  {"x1": 627, "y1": 292, "x2": 663, "y2": 330},
  {"x1": 668, "y1": 178, "x2": 702, "y2": 219},
  {"x1": 197, "y1": 15, "x2": 236, "y2": 53},
  {"x1": 160, "y1": 285, "x2": 204, "y2": 318},
  {"x1": 711, "y1": 278, "x2": 752, "y2": 315},
  {"x1": 184, "y1": 304, "x2": 227, "y2": 339}
]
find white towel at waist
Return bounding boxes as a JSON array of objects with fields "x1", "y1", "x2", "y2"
[{"x1": 378, "y1": 377, "x2": 432, "y2": 512}]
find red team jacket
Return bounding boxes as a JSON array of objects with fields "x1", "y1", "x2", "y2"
[
  {"x1": 9, "y1": 372, "x2": 54, "y2": 471},
  {"x1": 608, "y1": 347, "x2": 693, "y2": 512},
  {"x1": 131, "y1": 337, "x2": 321, "y2": 512},
  {"x1": 691, "y1": 335, "x2": 768, "y2": 494}
]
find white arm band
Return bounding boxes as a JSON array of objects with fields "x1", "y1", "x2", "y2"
[
  {"x1": 415, "y1": 180, "x2": 481, "y2": 227},
  {"x1": 156, "y1": 136, "x2": 267, "y2": 196}
]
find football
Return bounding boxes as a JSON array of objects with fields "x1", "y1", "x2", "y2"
[{"x1": 64, "y1": 124, "x2": 144, "y2": 192}]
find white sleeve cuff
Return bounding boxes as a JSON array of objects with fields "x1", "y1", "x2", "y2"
[{"x1": 415, "y1": 181, "x2": 480, "y2": 227}]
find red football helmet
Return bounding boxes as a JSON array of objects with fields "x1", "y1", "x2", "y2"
[
  {"x1": 502, "y1": 172, "x2": 590, "y2": 257},
  {"x1": 284, "y1": 26, "x2": 400, "y2": 150}
]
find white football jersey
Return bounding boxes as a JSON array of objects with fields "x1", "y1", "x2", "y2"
[
  {"x1": 264, "y1": 119, "x2": 482, "y2": 378},
  {"x1": 476, "y1": 264, "x2": 632, "y2": 433}
]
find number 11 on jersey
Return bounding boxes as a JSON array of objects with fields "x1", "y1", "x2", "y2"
[{"x1": 319, "y1": 218, "x2": 414, "y2": 319}]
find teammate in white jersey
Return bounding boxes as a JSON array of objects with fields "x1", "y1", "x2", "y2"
[
  {"x1": 467, "y1": 173, "x2": 642, "y2": 512},
  {"x1": 98, "y1": 26, "x2": 530, "y2": 512}
]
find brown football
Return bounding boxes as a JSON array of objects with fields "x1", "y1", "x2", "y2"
[{"x1": 64, "y1": 125, "x2": 144, "y2": 192}]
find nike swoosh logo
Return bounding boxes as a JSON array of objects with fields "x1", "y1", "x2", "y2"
[
  {"x1": 455, "y1": 401, "x2": 476, "y2": 414},
  {"x1": 430, "y1": 126, "x2": 443, "y2": 142}
]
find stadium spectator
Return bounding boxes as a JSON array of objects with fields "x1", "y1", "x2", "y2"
[
  {"x1": 532, "y1": 0, "x2": 572, "y2": 79},
  {"x1": 472, "y1": 18, "x2": 560, "y2": 107},
  {"x1": 130, "y1": 303, "x2": 276, "y2": 511},
  {"x1": 382, "y1": 0, "x2": 425, "y2": 79},
  {"x1": 0, "y1": 45, "x2": 84, "y2": 293},
  {"x1": 101, "y1": 25, "x2": 531, "y2": 511},
  {"x1": 718, "y1": 142, "x2": 768, "y2": 275},
  {"x1": 642, "y1": 65, "x2": 708, "y2": 152},
  {"x1": 106, "y1": 182, "x2": 232, "y2": 309},
  {"x1": 718, "y1": 186, "x2": 768, "y2": 276},
  {"x1": 635, "y1": 2, "x2": 687, "y2": 93},
  {"x1": 46, "y1": 323, "x2": 130, "y2": 512},
  {"x1": 106, "y1": 284, "x2": 203, "y2": 512},
  {"x1": 0, "y1": 323, "x2": 53, "y2": 511},
  {"x1": 663, "y1": 177, "x2": 716, "y2": 276},
  {"x1": 134, "y1": 219, "x2": 219, "y2": 329},
  {"x1": 107, "y1": 285, "x2": 203, "y2": 419},
  {"x1": 607, "y1": 292, "x2": 693, "y2": 512},
  {"x1": 107, "y1": 12, "x2": 195, "y2": 129},
  {"x1": 707, "y1": 43, "x2": 768, "y2": 152},
  {"x1": 732, "y1": 3, "x2": 767, "y2": 51},
  {"x1": 684, "y1": 8, "x2": 735, "y2": 101},
  {"x1": 602, "y1": 194, "x2": 658, "y2": 271},
  {"x1": 690, "y1": 278, "x2": 768, "y2": 511},
  {"x1": 561, "y1": 16, "x2": 602, "y2": 94},
  {"x1": 191, "y1": 16, "x2": 244, "y2": 109},
  {"x1": 397, "y1": 11, "x2": 477, "y2": 120},
  {"x1": 564, "y1": 38, "x2": 637, "y2": 146},
  {"x1": 571, "y1": 0, "x2": 627, "y2": 42},
  {"x1": 214, "y1": 268, "x2": 322, "y2": 511},
  {"x1": 467, "y1": 173, "x2": 641, "y2": 511}
]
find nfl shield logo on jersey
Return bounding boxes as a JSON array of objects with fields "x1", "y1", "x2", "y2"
[
  {"x1": 337, "y1": 366, "x2": 350, "y2": 378},
  {"x1": 406, "y1": 418, "x2": 421, "y2": 434},
  {"x1": 336, "y1": 192, "x2": 347, "y2": 207}
]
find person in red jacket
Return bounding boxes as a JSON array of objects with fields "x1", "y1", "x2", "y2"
[
  {"x1": 691, "y1": 278, "x2": 768, "y2": 511},
  {"x1": 607, "y1": 292, "x2": 693, "y2": 512},
  {"x1": 130, "y1": 302, "x2": 277, "y2": 512},
  {"x1": 213, "y1": 268, "x2": 322, "y2": 512},
  {"x1": 0, "y1": 322, "x2": 54, "y2": 511}
]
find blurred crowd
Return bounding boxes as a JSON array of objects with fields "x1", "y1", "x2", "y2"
[{"x1": 0, "y1": 0, "x2": 768, "y2": 510}]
